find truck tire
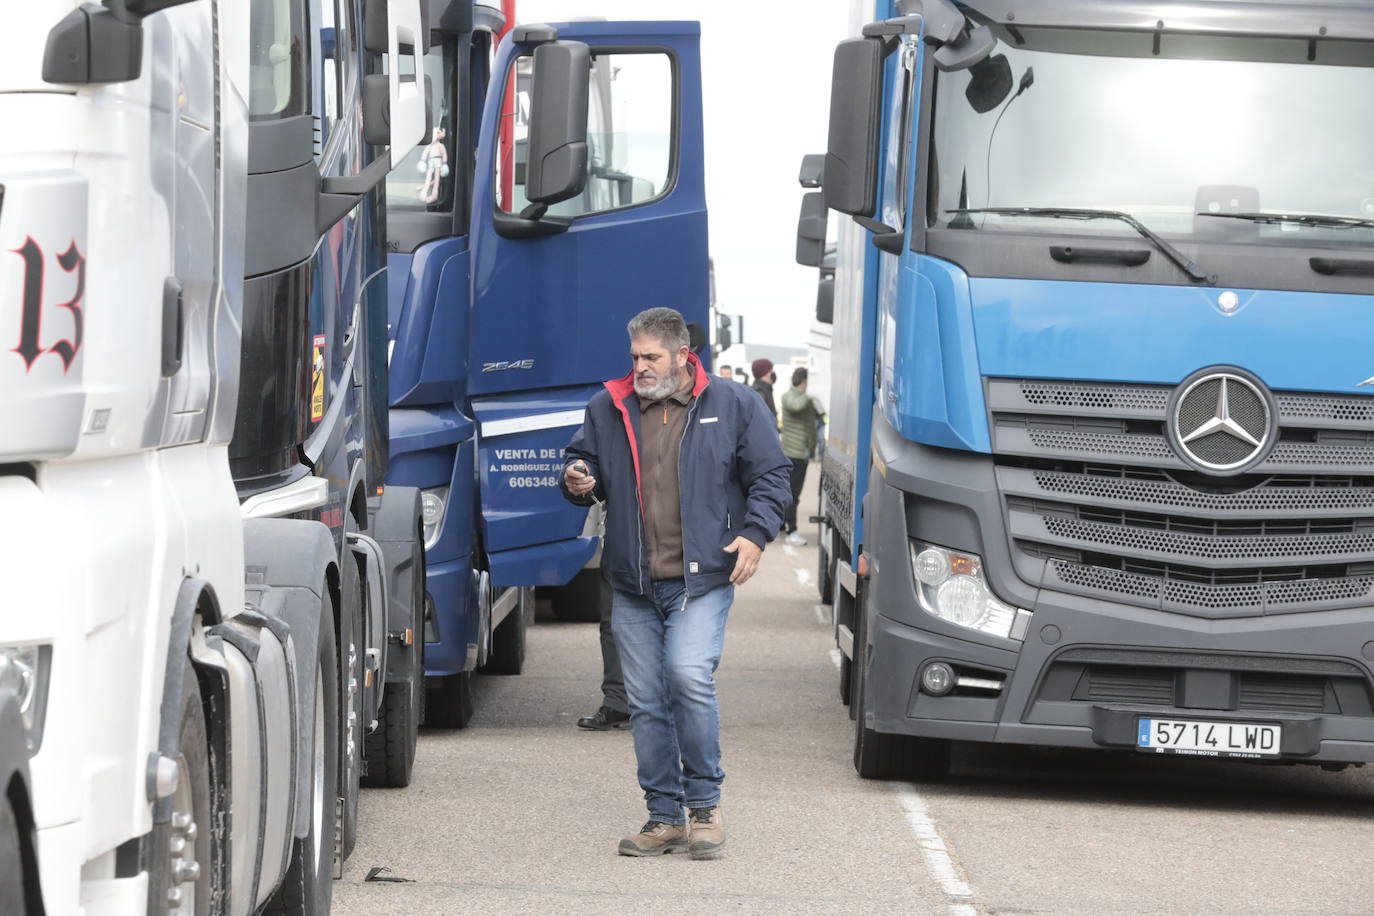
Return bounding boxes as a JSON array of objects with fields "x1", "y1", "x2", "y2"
[
  {"x1": 263, "y1": 592, "x2": 339, "y2": 915},
  {"x1": 424, "y1": 671, "x2": 474, "y2": 729},
  {"x1": 818, "y1": 527, "x2": 834, "y2": 606},
  {"x1": 483, "y1": 586, "x2": 530, "y2": 676},
  {"x1": 851, "y1": 585, "x2": 950, "y2": 781},
  {"x1": 338, "y1": 556, "x2": 365, "y2": 861},
  {"x1": 147, "y1": 666, "x2": 212, "y2": 915},
  {"x1": 0, "y1": 794, "x2": 24, "y2": 916},
  {"x1": 551, "y1": 569, "x2": 608, "y2": 623},
  {"x1": 362, "y1": 536, "x2": 424, "y2": 788}
]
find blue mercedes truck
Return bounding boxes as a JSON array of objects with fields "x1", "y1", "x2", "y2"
[
  {"x1": 813, "y1": 0, "x2": 1374, "y2": 779},
  {"x1": 382, "y1": 4, "x2": 709, "y2": 725}
]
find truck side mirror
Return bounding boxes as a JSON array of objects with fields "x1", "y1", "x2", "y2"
[
  {"x1": 524, "y1": 41, "x2": 592, "y2": 207},
  {"x1": 798, "y1": 153, "x2": 825, "y2": 189},
  {"x1": 816, "y1": 275, "x2": 835, "y2": 325},
  {"x1": 823, "y1": 37, "x2": 885, "y2": 217},
  {"x1": 796, "y1": 192, "x2": 829, "y2": 268},
  {"x1": 964, "y1": 53, "x2": 1012, "y2": 113},
  {"x1": 43, "y1": 0, "x2": 201, "y2": 85}
]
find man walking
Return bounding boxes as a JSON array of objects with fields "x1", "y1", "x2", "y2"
[
  {"x1": 779, "y1": 367, "x2": 826, "y2": 546},
  {"x1": 560, "y1": 307, "x2": 790, "y2": 859}
]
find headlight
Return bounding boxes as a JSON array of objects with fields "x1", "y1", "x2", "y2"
[
  {"x1": 0, "y1": 644, "x2": 52, "y2": 755},
  {"x1": 421, "y1": 486, "x2": 449, "y2": 550},
  {"x1": 908, "y1": 541, "x2": 1029, "y2": 640}
]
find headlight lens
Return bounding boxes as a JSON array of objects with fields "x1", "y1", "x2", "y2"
[
  {"x1": 421, "y1": 486, "x2": 449, "y2": 550},
  {"x1": 908, "y1": 541, "x2": 1027, "y2": 640},
  {"x1": 0, "y1": 644, "x2": 52, "y2": 755}
]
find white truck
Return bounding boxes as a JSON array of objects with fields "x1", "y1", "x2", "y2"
[{"x1": 0, "y1": 0, "x2": 426, "y2": 912}]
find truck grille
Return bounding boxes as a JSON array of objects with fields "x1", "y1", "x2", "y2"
[
  {"x1": 989, "y1": 378, "x2": 1374, "y2": 616},
  {"x1": 1077, "y1": 666, "x2": 1333, "y2": 714},
  {"x1": 1040, "y1": 648, "x2": 1373, "y2": 717}
]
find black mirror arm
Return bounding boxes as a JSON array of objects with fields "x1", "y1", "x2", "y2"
[
  {"x1": 318, "y1": 156, "x2": 392, "y2": 233},
  {"x1": 862, "y1": 15, "x2": 923, "y2": 38},
  {"x1": 493, "y1": 210, "x2": 572, "y2": 240},
  {"x1": 852, "y1": 214, "x2": 904, "y2": 254}
]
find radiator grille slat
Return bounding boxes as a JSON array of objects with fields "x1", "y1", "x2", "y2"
[{"x1": 991, "y1": 378, "x2": 1374, "y2": 615}]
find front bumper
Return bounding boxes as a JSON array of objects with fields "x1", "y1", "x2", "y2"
[
  {"x1": 861, "y1": 418, "x2": 1374, "y2": 764},
  {"x1": 422, "y1": 555, "x2": 475, "y2": 676},
  {"x1": 866, "y1": 607, "x2": 1374, "y2": 764}
]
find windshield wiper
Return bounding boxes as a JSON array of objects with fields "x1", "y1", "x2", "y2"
[
  {"x1": 1196, "y1": 211, "x2": 1374, "y2": 231},
  {"x1": 948, "y1": 207, "x2": 1210, "y2": 283}
]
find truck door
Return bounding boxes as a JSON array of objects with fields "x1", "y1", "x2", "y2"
[{"x1": 467, "y1": 21, "x2": 708, "y2": 585}]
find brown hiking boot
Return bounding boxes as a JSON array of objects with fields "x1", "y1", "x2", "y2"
[
  {"x1": 618, "y1": 820, "x2": 688, "y2": 857},
  {"x1": 688, "y1": 805, "x2": 725, "y2": 859}
]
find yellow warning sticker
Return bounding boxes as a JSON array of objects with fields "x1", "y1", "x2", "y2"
[{"x1": 311, "y1": 335, "x2": 326, "y2": 422}]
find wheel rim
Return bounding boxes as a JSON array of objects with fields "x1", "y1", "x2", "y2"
[
  {"x1": 164, "y1": 755, "x2": 202, "y2": 914},
  {"x1": 309, "y1": 661, "x2": 326, "y2": 878}
]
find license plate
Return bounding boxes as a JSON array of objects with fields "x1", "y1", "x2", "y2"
[{"x1": 1137, "y1": 718, "x2": 1281, "y2": 758}]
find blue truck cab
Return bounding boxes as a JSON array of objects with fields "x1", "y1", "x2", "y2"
[
  {"x1": 383, "y1": 5, "x2": 709, "y2": 725},
  {"x1": 814, "y1": 0, "x2": 1374, "y2": 779}
]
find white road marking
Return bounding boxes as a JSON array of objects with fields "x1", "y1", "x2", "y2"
[
  {"x1": 828, "y1": 648, "x2": 843, "y2": 669},
  {"x1": 814, "y1": 603, "x2": 829, "y2": 625},
  {"x1": 893, "y1": 783, "x2": 977, "y2": 913},
  {"x1": 794, "y1": 567, "x2": 812, "y2": 587}
]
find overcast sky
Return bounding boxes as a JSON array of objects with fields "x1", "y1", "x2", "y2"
[{"x1": 518, "y1": 1, "x2": 851, "y2": 350}]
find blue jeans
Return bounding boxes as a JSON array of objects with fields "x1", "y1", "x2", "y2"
[{"x1": 612, "y1": 579, "x2": 733, "y2": 825}]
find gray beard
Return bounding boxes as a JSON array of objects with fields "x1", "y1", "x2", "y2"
[{"x1": 635, "y1": 366, "x2": 681, "y2": 402}]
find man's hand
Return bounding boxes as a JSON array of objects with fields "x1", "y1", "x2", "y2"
[
  {"x1": 723, "y1": 536, "x2": 763, "y2": 585},
  {"x1": 564, "y1": 460, "x2": 596, "y2": 497}
]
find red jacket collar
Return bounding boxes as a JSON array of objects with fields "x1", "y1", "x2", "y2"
[{"x1": 604, "y1": 351, "x2": 711, "y2": 402}]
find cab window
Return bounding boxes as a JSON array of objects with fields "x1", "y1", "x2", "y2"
[
  {"x1": 249, "y1": 0, "x2": 308, "y2": 119},
  {"x1": 498, "y1": 51, "x2": 676, "y2": 218},
  {"x1": 386, "y1": 37, "x2": 460, "y2": 212}
]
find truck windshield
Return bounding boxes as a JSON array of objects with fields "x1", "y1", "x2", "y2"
[{"x1": 929, "y1": 30, "x2": 1374, "y2": 246}]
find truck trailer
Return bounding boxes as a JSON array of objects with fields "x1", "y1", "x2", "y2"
[
  {"x1": 0, "y1": 0, "x2": 427, "y2": 911},
  {"x1": 813, "y1": 0, "x2": 1374, "y2": 779},
  {"x1": 382, "y1": 9, "x2": 710, "y2": 724}
]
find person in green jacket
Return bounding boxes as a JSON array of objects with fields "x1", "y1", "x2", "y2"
[{"x1": 780, "y1": 367, "x2": 826, "y2": 546}]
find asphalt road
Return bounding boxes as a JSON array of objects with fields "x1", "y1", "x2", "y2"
[{"x1": 333, "y1": 473, "x2": 1374, "y2": 915}]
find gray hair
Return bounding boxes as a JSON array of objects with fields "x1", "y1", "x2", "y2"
[{"x1": 626, "y1": 307, "x2": 690, "y2": 352}]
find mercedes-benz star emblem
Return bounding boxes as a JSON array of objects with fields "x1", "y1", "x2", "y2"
[{"x1": 1169, "y1": 370, "x2": 1274, "y2": 474}]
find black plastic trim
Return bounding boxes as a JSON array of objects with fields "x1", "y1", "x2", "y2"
[
  {"x1": 152, "y1": 579, "x2": 221, "y2": 821},
  {"x1": 961, "y1": 0, "x2": 1374, "y2": 40},
  {"x1": 248, "y1": 116, "x2": 314, "y2": 175},
  {"x1": 925, "y1": 225, "x2": 1374, "y2": 296}
]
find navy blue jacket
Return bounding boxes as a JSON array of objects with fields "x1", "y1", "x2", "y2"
[{"x1": 560, "y1": 354, "x2": 791, "y2": 597}]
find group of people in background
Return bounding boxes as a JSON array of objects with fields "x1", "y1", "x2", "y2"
[{"x1": 719, "y1": 357, "x2": 825, "y2": 548}]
